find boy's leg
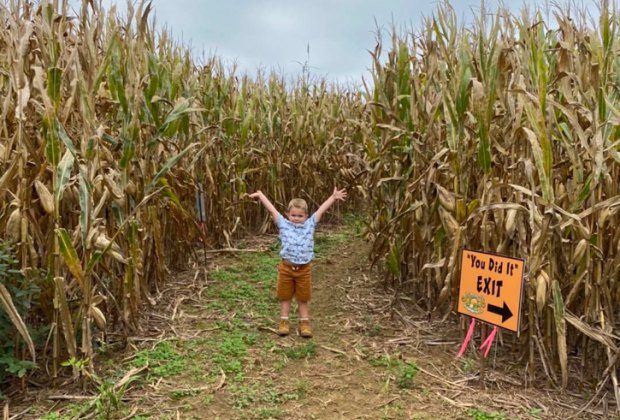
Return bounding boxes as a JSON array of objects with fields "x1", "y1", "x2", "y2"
[
  {"x1": 276, "y1": 263, "x2": 295, "y2": 336},
  {"x1": 298, "y1": 301, "x2": 312, "y2": 338},
  {"x1": 294, "y1": 265, "x2": 312, "y2": 338},
  {"x1": 278, "y1": 300, "x2": 292, "y2": 336},
  {"x1": 298, "y1": 301, "x2": 310, "y2": 319},
  {"x1": 280, "y1": 300, "x2": 292, "y2": 318}
]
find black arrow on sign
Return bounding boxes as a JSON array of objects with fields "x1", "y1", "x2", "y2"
[{"x1": 487, "y1": 302, "x2": 513, "y2": 323}]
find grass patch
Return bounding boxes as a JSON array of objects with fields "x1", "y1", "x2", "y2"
[
  {"x1": 229, "y1": 382, "x2": 302, "y2": 410},
  {"x1": 369, "y1": 354, "x2": 398, "y2": 368},
  {"x1": 395, "y1": 361, "x2": 418, "y2": 389},
  {"x1": 40, "y1": 227, "x2": 354, "y2": 419},
  {"x1": 131, "y1": 341, "x2": 186, "y2": 379},
  {"x1": 358, "y1": 316, "x2": 383, "y2": 336},
  {"x1": 466, "y1": 408, "x2": 506, "y2": 420},
  {"x1": 209, "y1": 329, "x2": 256, "y2": 376},
  {"x1": 257, "y1": 407, "x2": 287, "y2": 418},
  {"x1": 369, "y1": 354, "x2": 418, "y2": 390},
  {"x1": 460, "y1": 356, "x2": 477, "y2": 373},
  {"x1": 140, "y1": 228, "x2": 349, "y2": 414},
  {"x1": 277, "y1": 341, "x2": 316, "y2": 360},
  {"x1": 315, "y1": 231, "x2": 349, "y2": 257},
  {"x1": 170, "y1": 388, "x2": 201, "y2": 400},
  {"x1": 40, "y1": 404, "x2": 84, "y2": 420},
  {"x1": 343, "y1": 213, "x2": 365, "y2": 235},
  {"x1": 207, "y1": 252, "x2": 279, "y2": 315},
  {"x1": 381, "y1": 400, "x2": 404, "y2": 419}
]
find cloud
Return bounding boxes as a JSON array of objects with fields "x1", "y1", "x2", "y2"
[{"x1": 70, "y1": 0, "x2": 600, "y2": 84}]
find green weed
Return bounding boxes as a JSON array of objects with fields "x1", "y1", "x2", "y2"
[
  {"x1": 278, "y1": 341, "x2": 316, "y2": 359},
  {"x1": 257, "y1": 407, "x2": 286, "y2": 418},
  {"x1": 208, "y1": 328, "x2": 260, "y2": 377},
  {"x1": 40, "y1": 402, "x2": 89, "y2": 420},
  {"x1": 230, "y1": 384, "x2": 258, "y2": 409},
  {"x1": 314, "y1": 232, "x2": 349, "y2": 257},
  {"x1": 248, "y1": 254, "x2": 279, "y2": 284},
  {"x1": 0, "y1": 241, "x2": 42, "y2": 384},
  {"x1": 262, "y1": 388, "x2": 300, "y2": 404},
  {"x1": 202, "y1": 395, "x2": 214, "y2": 406},
  {"x1": 131, "y1": 341, "x2": 186, "y2": 378},
  {"x1": 461, "y1": 356, "x2": 477, "y2": 373},
  {"x1": 40, "y1": 414, "x2": 67, "y2": 420},
  {"x1": 170, "y1": 388, "x2": 201, "y2": 400},
  {"x1": 94, "y1": 377, "x2": 135, "y2": 419},
  {"x1": 343, "y1": 213, "x2": 365, "y2": 236},
  {"x1": 210, "y1": 266, "x2": 243, "y2": 282},
  {"x1": 230, "y1": 382, "x2": 301, "y2": 411},
  {"x1": 466, "y1": 408, "x2": 506, "y2": 420},
  {"x1": 208, "y1": 253, "x2": 278, "y2": 310},
  {"x1": 205, "y1": 301, "x2": 227, "y2": 311},
  {"x1": 295, "y1": 379, "x2": 309, "y2": 397},
  {"x1": 395, "y1": 361, "x2": 418, "y2": 389},
  {"x1": 218, "y1": 334, "x2": 248, "y2": 357},
  {"x1": 369, "y1": 354, "x2": 397, "y2": 368},
  {"x1": 212, "y1": 282, "x2": 258, "y2": 301},
  {"x1": 381, "y1": 399, "x2": 403, "y2": 419},
  {"x1": 526, "y1": 407, "x2": 543, "y2": 418},
  {"x1": 370, "y1": 355, "x2": 419, "y2": 390}
]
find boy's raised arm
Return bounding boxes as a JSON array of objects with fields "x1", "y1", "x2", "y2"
[
  {"x1": 248, "y1": 190, "x2": 280, "y2": 222},
  {"x1": 314, "y1": 187, "x2": 347, "y2": 223}
]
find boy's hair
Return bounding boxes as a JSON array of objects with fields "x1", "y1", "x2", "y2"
[{"x1": 287, "y1": 198, "x2": 308, "y2": 214}]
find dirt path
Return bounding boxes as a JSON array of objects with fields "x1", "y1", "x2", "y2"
[{"x1": 16, "y1": 226, "x2": 611, "y2": 419}]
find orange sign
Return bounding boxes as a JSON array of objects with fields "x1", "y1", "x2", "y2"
[{"x1": 457, "y1": 249, "x2": 525, "y2": 332}]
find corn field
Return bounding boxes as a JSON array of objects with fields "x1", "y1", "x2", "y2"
[
  {"x1": 0, "y1": 0, "x2": 363, "y2": 383},
  {"x1": 363, "y1": 0, "x2": 620, "y2": 399},
  {"x1": 0, "y1": 0, "x2": 619, "y2": 403}
]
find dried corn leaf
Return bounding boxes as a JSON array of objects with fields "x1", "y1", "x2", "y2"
[
  {"x1": 552, "y1": 280, "x2": 568, "y2": 388},
  {"x1": 54, "y1": 150, "x2": 75, "y2": 207},
  {"x1": 56, "y1": 228, "x2": 86, "y2": 292},
  {"x1": 0, "y1": 284, "x2": 35, "y2": 362},
  {"x1": 53, "y1": 277, "x2": 77, "y2": 360}
]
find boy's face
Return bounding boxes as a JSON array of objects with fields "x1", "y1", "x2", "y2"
[{"x1": 287, "y1": 206, "x2": 308, "y2": 224}]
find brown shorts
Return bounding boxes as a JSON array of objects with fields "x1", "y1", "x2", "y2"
[{"x1": 276, "y1": 261, "x2": 312, "y2": 302}]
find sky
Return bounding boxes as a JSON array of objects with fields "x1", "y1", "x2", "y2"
[{"x1": 71, "y1": 0, "x2": 601, "y2": 85}]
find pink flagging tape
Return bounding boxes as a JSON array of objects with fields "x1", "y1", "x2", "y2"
[
  {"x1": 456, "y1": 318, "x2": 476, "y2": 358},
  {"x1": 480, "y1": 326, "x2": 498, "y2": 358}
]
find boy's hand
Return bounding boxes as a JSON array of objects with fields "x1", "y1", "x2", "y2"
[
  {"x1": 248, "y1": 191, "x2": 262, "y2": 199},
  {"x1": 314, "y1": 187, "x2": 346, "y2": 223},
  {"x1": 331, "y1": 187, "x2": 347, "y2": 201}
]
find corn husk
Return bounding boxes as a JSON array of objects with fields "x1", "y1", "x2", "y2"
[
  {"x1": 91, "y1": 306, "x2": 107, "y2": 330},
  {"x1": 505, "y1": 209, "x2": 517, "y2": 237},
  {"x1": 34, "y1": 180, "x2": 55, "y2": 214},
  {"x1": 535, "y1": 270, "x2": 549, "y2": 314},
  {"x1": 5, "y1": 209, "x2": 21, "y2": 241},
  {"x1": 436, "y1": 184, "x2": 455, "y2": 212},
  {"x1": 438, "y1": 206, "x2": 459, "y2": 237},
  {"x1": 572, "y1": 239, "x2": 588, "y2": 265}
]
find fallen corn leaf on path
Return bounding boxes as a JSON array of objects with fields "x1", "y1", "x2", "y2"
[{"x1": 15, "y1": 226, "x2": 613, "y2": 419}]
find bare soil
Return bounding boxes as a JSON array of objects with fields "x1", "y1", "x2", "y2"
[{"x1": 7, "y1": 226, "x2": 617, "y2": 419}]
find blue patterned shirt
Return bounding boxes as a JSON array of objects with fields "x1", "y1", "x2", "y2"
[{"x1": 276, "y1": 214, "x2": 317, "y2": 264}]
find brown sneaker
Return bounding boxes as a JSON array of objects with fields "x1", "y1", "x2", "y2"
[
  {"x1": 277, "y1": 319, "x2": 290, "y2": 336},
  {"x1": 298, "y1": 320, "x2": 313, "y2": 338}
]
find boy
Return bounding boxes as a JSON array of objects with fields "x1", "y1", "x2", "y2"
[{"x1": 248, "y1": 187, "x2": 347, "y2": 337}]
